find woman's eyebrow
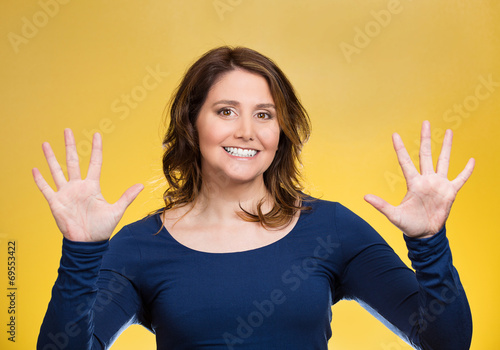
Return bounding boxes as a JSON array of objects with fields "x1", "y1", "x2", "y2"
[
  {"x1": 256, "y1": 103, "x2": 276, "y2": 110},
  {"x1": 212, "y1": 100, "x2": 276, "y2": 110},
  {"x1": 213, "y1": 100, "x2": 239, "y2": 107}
]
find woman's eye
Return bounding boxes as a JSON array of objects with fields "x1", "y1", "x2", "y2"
[
  {"x1": 256, "y1": 112, "x2": 271, "y2": 119},
  {"x1": 218, "y1": 108, "x2": 233, "y2": 117}
]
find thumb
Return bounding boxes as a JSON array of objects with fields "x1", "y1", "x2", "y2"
[
  {"x1": 364, "y1": 194, "x2": 396, "y2": 221},
  {"x1": 115, "y1": 183, "x2": 144, "y2": 212}
]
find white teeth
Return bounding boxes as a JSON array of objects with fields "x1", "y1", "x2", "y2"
[{"x1": 224, "y1": 147, "x2": 258, "y2": 157}]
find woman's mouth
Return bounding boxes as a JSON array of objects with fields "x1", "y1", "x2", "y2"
[{"x1": 223, "y1": 147, "x2": 258, "y2": 158}]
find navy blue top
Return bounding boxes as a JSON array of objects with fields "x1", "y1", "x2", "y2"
[{"x1": 37, "y1": 199, "x2": 472, "y2": 349}]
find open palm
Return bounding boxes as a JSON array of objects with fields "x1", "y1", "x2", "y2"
[
  {"x1": 365, "y1": 121, "x2": 475, "y2": 239},
  {"x1": 32, "y1": 129, "x2": 143, "y2": 242}
]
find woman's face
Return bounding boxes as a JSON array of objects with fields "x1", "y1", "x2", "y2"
[{"x1": 196, "y1": 69, "x2": 280, "y2": 187}]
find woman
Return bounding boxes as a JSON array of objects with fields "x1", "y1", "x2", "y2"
[{"x1": 34, "y1": 47, "x2": 474, "y2": 349}]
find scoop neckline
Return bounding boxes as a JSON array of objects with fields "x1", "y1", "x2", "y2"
[{"x1": 156, "y1": 210, "x2": 305, "y2": 255}]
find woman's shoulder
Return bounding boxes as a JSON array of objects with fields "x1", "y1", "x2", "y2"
[
  {"x1": 129, "y1": 210, "x2": 164, "y2": 231},
  {"x1": 302, "y1": 196, "x2": 354, "y2": 220},
  {"x1": 111, "y1": 210, "x2": 164, "y2": 243},
  {"x1": 302, "y1": 196, "x2": 382, "y2": 241},
  {"x1": 104, "y1": 211, "x2": 166, "y2": 269}
]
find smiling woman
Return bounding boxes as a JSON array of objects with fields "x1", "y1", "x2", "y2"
[
  {"x1": 34, "y1": 46, "x2": 474, "y2": 349},
  {"x1": 195, "y1": 69, "x2": 280, "y2": 184},
  {"x1": 160, "y1": 47, "x2": 312, "y2": 229}
]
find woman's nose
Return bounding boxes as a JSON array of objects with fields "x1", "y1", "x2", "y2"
[{"x1": 234, "y1": 115, "x2": 254, "y2": 141}]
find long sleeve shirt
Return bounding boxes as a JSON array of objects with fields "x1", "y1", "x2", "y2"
[{"x1": 37, "y1": 199, "x2": 472, "y2": 349}]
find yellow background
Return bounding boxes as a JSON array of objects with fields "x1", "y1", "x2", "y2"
[{"x1": 1, "y1": 0, "x2": 499, "y2": 349}]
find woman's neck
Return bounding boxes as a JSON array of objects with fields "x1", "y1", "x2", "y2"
[{"x1": 190, "y1": 176, "x2": 271, "y2": 224}]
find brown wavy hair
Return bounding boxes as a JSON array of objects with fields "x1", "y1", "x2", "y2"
[{"x1": 160, "y1": 46, "x2": 311, "y2": 228}]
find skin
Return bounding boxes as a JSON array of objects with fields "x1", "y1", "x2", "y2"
[
  {"x1": 196, "y1": 69, "x2": 280, "y2": 193},
  {"x1": 32, "y1": 74, "x2": 475, "y2": 247},
  {"x1": 32, "y1": 130, "x2": 143, "y2": 242},
  {"x1": 364, "y1": 121, "x2": 475, "y2": 239}
]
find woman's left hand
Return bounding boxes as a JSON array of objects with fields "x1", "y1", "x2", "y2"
[{"x1": 364, "y1": 120, "x2": 475, "y2": 239}]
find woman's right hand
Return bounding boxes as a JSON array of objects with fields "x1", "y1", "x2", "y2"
[{"x1": 32, "y1": 129, "x2": 144, "y2": 242}]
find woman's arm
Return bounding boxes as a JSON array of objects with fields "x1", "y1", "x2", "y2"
[
  {"x1": 340, "y1": 120, "x2": 474, "y2": 349},
  {"x1": 33, "y1": 129, "x2": 144, "y2": 348},
  {"x1": 37, "y1": 233, "x2": 146, "y2": 350},
  {"x1": 335, "y1": 203, "x2": 472, "y2": 349}
]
